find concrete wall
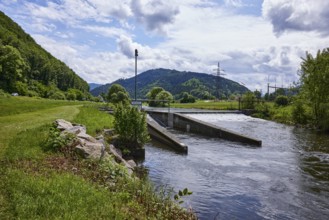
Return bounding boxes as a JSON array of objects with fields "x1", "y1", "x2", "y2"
[
  {"x1": 147, "y1": 111, "x2": 169, "y2": 127},
  {"x1": 146, "y1": 115, "x2": 188, "y2": 153},
  {"x1": 173, "y1": 113, "x2": 262, "y2": 146},
  {"x1": 146, "y1": 110, "x2": 262, "y2": 147}
]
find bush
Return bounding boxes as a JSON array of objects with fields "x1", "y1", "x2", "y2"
[
  {"x1": 275, "y1": 95, "x2": 289, "y2": 106},
  {"x1": 180, "y1": 92, "x2": 196, "y2": 103},
  {"x1": 0, "y1": 89, "x2": 10, "y2": 97},
  {"x1": 26, "y1": 90, "x2": 40, "y2": 97},
  {"x1": 155, "y1": 90, "x2": 173, "y2": 107},
  {"x1": 113, "y1": 104, "x2": 150, "y2": 152},
  {"x1": 14, "y1": 81, "x2": 28, "y2": 96},
  {"x1": 253, "y1": 102, "x2": 270, "y2": 119},
  {"x1": 316, "y1": 103, "x2": 329, "y2": 131},
  {"x1": 49, "y1": 91, "x2": 66, "y2": 100},
  {"x1": 241, "y1": 92, "x2": 256, "y2": 109},
  {"x1": 292, "y1": 100, "x2": 308, "y2": 124}
]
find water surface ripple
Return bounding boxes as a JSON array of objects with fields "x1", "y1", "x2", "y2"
[{"x1": 142, "y1": 114, "x2": 329, "y2": 219}]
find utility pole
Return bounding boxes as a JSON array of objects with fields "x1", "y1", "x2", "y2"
[
  {"x1": 213, "y1": 62, "x2": 225, "y2": 100},
  {"x1": 134, "y1": 49, "x2": 138, "y2": 101}
]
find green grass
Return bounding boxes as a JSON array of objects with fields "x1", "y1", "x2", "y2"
[
  {"x1": 4, "y1": 169, "x2": 123, "y2": 219},
  {"x1": 0, "y1": 96, "x2": 196, "y2": 219},
  {"x1": 73, "y1": 104, "x2": 114, "y2": 136},
  {"x1": 0, "y1": 96, "x2": 82, "y2": 117},
  {"x1": 171, "y1": 100, "x2": 239, "y2": 110}
]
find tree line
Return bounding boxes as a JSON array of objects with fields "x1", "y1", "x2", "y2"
[
  {"x1": 240, "y1": 48, "x2": 329, "y2": 132},
  {"x1": 0, "y1": 11, "x2": 90, "y2": 100}
]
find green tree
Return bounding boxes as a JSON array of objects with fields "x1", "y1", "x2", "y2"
[
  {"x1": 146, "y1": 87, "x2": 164, "y2": 107},
  {"x1": 292, "y1": 100, "x2": 308, "y2": 124},
  {"x1": 275, "y1": 95, "x2": 289, "y2": 106},
  {"x1": 254, "y1": 90, "x2": 262, "y2": 99},
  {"x1": 0, "y1": 45, "x2": 29, "y2": 92},
  {"x1": 49, "y1": 91, "x2": 66, "y2": 100},
  {"x1": 180, "y1": 92, "x2": 196, "y2": 103},
  {"x1": 113, "y1": 103, "x2": 150, "y2": 154},
  {"x1": 241, "y1": 92, "x2": 256, "y2": 109},
  {"x1": 66, "y1": 89, "x2": 77, "y2": 100},
  {"x1": 107, "y1": 84, "x2": 130, "y2": 104},
  {"x1": 155, "y1": 90, "x2": 173, "y2": 107},
  {"x1": 14, "y1": 81, "x2": 28, "y2": 96},
  {"x1": 300, "y1": 48, "x2": 329, "y2": 127}
]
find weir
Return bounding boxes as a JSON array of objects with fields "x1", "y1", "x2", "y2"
[
  {"x1": 146, "y1": 110, "x2": 262, "y2": 147},
  {"x1": 146, "y1": 115, "x2": 188, "y2": 153}
]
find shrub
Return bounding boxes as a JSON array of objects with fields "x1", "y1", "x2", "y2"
[
  {"x1": 113, "y1": 104, "x2": 150, "y2": 152},
  {"x1": 46, "y1": 126, "x2": 76, "y2": 152},
  {"x1": 292, "y1": 100, "x2": 308, "y2": 124},
  {"x1": 14, "y1": 81, "x2": 28, "y2": 96},
  {"x1": 241, "y1": 92, "x2": 256, "y2": 109},
  {"x1": 253, "y1": 102, "x2": 270, "y2": 119},
  {"x1": 155, "y1": 90, "x2": 173, "y2": 107},
  {"x1": 26, "y1": 90, "x2": 40, "y2": 97},
  {"x1": 49, "y1": 91, "x2": 66, "y2": 100},
  {"x1": 275, "y1": 95, "x2": 289, "y2": 106},
  {"x1": 0, "y1": 89, "x2": 10, "y2": 97},
  {"x1": 180, "y1": 92, "x2": 196, "y2": 103}
]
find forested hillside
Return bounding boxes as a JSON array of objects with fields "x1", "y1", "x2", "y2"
[
  {"x1": 0, "y1": 11, "x2": 89, "y2": 99},
  {"x1": 91, "y1": 68, "x2": 250, "y2": 99}
]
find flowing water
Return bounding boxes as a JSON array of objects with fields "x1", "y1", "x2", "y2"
[{"x1": 141, "y1": 114, "x2": 329, "y2": 219}]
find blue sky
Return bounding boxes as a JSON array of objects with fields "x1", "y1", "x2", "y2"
[{"x1": 1, "y1": 0, "x2": 329, "y2": 93}]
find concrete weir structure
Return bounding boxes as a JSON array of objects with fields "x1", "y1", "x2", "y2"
[
  {"x1": 146, "y1": 115, "x2": 188, "y2": 153},
  {"x1": 147, "y1": 110, "x2": 262, "y2": 147}
]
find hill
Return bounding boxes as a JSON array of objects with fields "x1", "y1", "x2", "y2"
[
  {"x1": 91, "y1": 68, "x2": 250, "y2": 99},
  {"x1": 88, "y1": 83, "x2": 103, "y2": 91},
  {"x1": 0, "y1": 11, "x2": 89, "y2": 99}
]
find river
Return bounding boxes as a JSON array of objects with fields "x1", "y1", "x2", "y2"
[{"x1": 141, "y1": 114, "x2": 329, "y2": 219}]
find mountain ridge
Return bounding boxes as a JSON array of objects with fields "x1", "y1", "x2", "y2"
[{"x1": 91, "y1": 68, "x2": 250, "y2": 99}]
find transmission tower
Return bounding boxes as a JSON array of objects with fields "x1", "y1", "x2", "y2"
[{"x1": 213, "y1": 62, "x2": 226, "y2": 100}]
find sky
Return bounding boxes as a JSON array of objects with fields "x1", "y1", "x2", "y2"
[{"x1": 1, "y1": 0, "x2": 329, "y2": 93}]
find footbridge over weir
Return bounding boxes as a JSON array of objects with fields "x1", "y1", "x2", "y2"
[{"x1": 145, "y1": 108, "x2": 262, "y2": 153}]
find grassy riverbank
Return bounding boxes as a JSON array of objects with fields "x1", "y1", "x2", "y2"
[
  {"x1": 0, "y1": 96, "x2": 195, "y2": 219},
  {"x1": 171, "y1": 100, "x2": 239, "y2": 110},
  {"x1": 170, "y1": 100, "x2": 301, "y2": 125}
]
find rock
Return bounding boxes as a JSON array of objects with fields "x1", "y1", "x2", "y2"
[
  {"x1": 95, "y1": 134, "x2": 104, "y2": 140},
  {"x1": 103, "y1": 129, "x2": 115, "y2": 136},
  {"x1": 75, "y1": 139, "x2": 104, "y2": 159},
  {"x1": 127, "y1": 160, "x2": 137, "y2": 168},
  {"x1": 66, "y1": 126, "x2": 86, "y2": 135},
  {"x1": 54, "y1": 119, "x2": 135, "y2": 175},
  {"x1": 77, "y1": 132, "x2": 97, "y2": 143},
  {"x1": 56, "y1": 119, "x2": 73, "y2": 130}
]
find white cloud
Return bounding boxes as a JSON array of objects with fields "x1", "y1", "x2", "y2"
[
  {"x1": 3, "y1": 0, "x2": 329, "y2": 94},
  {"x1": 262, "y1": 0, "x2": 329, "y2": 36},
  {"x1": 77, "y1": 25, "x2": 127, "y2": 39},
  {"x1": 131, "y1": 0, "x2": 180, "y2": 34}
]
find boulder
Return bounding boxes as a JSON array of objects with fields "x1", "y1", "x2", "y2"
[
  {"x1": 56, "y1": 119, "x2": 73, "y2": 131},
  {"x1": 54, "y1": 119, "x2": 136, "y2": 175},
  {"x1": 75, "y1": 140, "x2": 104, "y2": 159}
]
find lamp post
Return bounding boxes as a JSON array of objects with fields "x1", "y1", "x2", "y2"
[{"x1": 135, "y1": 49, "x2": 138, "y2": 101}]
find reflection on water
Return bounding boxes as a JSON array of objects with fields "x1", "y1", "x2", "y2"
[{"x1": 141, "y1": 114, "x2": 329, "y2": 220}]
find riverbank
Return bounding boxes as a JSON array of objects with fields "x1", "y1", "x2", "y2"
[{"x1": 0, "y1": 96, "x2": 196, "y2": 219}]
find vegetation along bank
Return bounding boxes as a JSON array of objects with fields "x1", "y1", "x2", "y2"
[{"x1": 0, "y1": 94, "x2": 196, "y2": 219}]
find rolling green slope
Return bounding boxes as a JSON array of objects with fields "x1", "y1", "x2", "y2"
[
  {"x1": 91, "y1": 68, "x2": 250, "y2": 99},
  {"x1": 0, "y1": 11, "x2": 89, "y2": 96}
]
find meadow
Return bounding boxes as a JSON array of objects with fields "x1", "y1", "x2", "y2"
[
  {"x1": 171, "y1": 100, "x2": 239, "y2": 110},
  {"x1": 0, "y1": 95, "x2": 195, "y2": 219}
]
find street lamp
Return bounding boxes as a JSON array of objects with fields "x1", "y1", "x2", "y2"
[{"x1": 135, "y1": 49, "x2": 138, "y2": 101}]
